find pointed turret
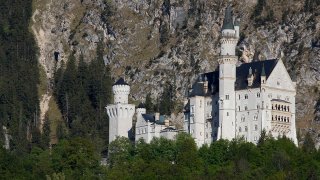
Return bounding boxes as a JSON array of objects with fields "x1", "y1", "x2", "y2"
[
  {"x1": 222, "y1": 5, "x2": 234, "y2": 30},
  {"x1": 261, "y1": 64, "x2": 266, "y2": 84}
]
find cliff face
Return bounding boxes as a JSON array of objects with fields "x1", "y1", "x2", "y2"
[{"x1": 32, "y1": 0, "x2": 320, "y2": 142}]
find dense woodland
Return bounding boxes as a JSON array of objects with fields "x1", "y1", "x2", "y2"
[{"x1": 1, "y1": 132, "x2": 320, "y2": 179}]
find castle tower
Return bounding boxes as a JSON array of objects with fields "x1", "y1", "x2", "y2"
[
  {"x1": 218, "y1": 5, "x2": 239, "y2": 140},
  {"x1": 136, "y1": 103, "x2": 146, "y2": 124},
  {"x1": 106, "y1": 78, "x2": 135, "y2": 143}
]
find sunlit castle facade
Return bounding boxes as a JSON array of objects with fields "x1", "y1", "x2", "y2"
[
  {"x1": 106, "y1": 78, "x2": 135, "y2": 143},
  {"x1": 106, "y1": 78, "x2": 179, "y2": 144},
  {"x1": 184, "y1": 5, "x2": 298, "y2": 147}
]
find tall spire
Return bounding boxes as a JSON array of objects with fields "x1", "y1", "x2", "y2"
[{"x1": 222, "y1": 5, "x2": 234, "y2": 30}]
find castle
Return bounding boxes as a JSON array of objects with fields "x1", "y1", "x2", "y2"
[
  {"x1": 183, "y1": 5, "x2": 298, "y2": 147},
  {"x1": 106, "y1": 5, "x2": 298, "y2": 147},
  {"x1": 106, "y1": 78, "x2": 178, "y2": 143}
]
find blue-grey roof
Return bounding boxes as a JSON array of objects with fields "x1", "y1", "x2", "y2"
[
  {"x1": 141, "y1": 114, "x2": 166, "y2": 125},
  {"x1": 161, "y1": 127, "x2": 178, "y2": 132},
  {"x1": 222, "y1": 5, "x2": 234, "y2": 30},
  {"x1": 113, "y1": 78, "x2": 129, "y2": 86},
  {"x1": 189, "y1": 59, "x2": 279, "y2": 97}
]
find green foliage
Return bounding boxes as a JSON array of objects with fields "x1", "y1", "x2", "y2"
[
  {"x1": 53, "y1": 41, "x2": 112, "y2": 152},
  {"x1": 145, "y1": 93, "x2": 154, "y2": 114},
  {"x1": 302, "y1": 132, "x2": 316, "y2": 154},
  {"x1": 1, "y1": 135, "x2": 320, "y2": 179},
  {"x1": 159, "y1": 81, "x2": 176, "y2": 115},
  {"x1": 0, "y1": 0, "x2": 40, "y2": 153}
]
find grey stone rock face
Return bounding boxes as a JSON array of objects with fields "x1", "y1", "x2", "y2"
[{"x1": 32, "y1": 0, "x2": 320, "y2": 132}]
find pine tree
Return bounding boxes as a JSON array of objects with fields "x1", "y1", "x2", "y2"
[{"x1": 145, "y1": 93, "x2": 154, "y2": 114}]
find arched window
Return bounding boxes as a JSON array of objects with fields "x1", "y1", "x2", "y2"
[
  {"x1": 284, "y1": 117, "x2": 287, "y2": 122},
  {"x1": 281, "y1": 105, "x2": 284, "y2": 111},
  {"x1": 255, "y1": 125, "x2": 258, "y2": 131},
  {"x1": 275, "y1": 115, "x2": 277, "y2": 120},
  {"x1": 241, "y1": 116, "x2": 245, "y2": 122},
  {"x1": 257, "y1": 92, "x2": 260, "y2": 97},
  {"x1": 272, "y1": 104, "x2": 274, "y2": 110},
  {"x1": 272, "y1": 115, "x2": 274, "y2": 121},
  {"x1": 278, "y1": 105, "x2": 281, "y2": 110},
  {"x1": 275, "y1": 104, "x2": 278, "y2": 110},
  {"x1": 287, "y1": 106, "x2": 290, "y2": 112},
  {"x1": 239, "y1": 95, "x2": 241, "y2": 99},
  {"x1": 288, "y1": 117, "x2": 290, "y2": 122}
]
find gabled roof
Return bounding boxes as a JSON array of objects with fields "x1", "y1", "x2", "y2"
[
  {"x1": 113, "y1": 77, "x2": 129, "y2": 86},
  {"x1": 189, "y1": 59, "x2": 279, "y2": 97},
  {"x1": 235, "y1": 59, "x2": 278, "y2": 90}
]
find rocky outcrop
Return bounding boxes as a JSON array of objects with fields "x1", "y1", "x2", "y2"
[{"x1": 32, "y1": 0, "x2": 320, "y2": 139}]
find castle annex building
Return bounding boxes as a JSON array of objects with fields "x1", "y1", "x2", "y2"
[
  {"x1": 106, "y1": 78, "x2": 178, "y2": 143},
  {"x1": 184, "y1": 5, "x2": 298, "y2": 147}
]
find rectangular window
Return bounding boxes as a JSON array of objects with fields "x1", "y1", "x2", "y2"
[
  {"x1": 226, "y1": 95, "x2": 229, "y2": 100},
  {"x1": 227, "y1": 112, "x2": 229, "y2": 116}
]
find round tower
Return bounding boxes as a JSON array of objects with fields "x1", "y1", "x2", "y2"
[
  {"x1": 106, "y1": 77, "x2": 135, "y2": 143},
  {"x1": 136, "y1": 103, "x2": 146, "y2": 120},
  {"x1": 113, "y1": 78, "x2": 130, "y2": 104},
  {"x1": 218, "y1": 4, "x2": 239, "y2": 141},
  {"x1": 220, "y1": 5, "x2": 238, "y2": 56}
]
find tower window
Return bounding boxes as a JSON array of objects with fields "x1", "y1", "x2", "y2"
[
  {"x1": 245, "y1": 94, "x2": 248, "y2": 99},
  {"x1": 226, "y1": 95, "x2": 229, "y2": 100},
  {"x1": 227, "y1": 112, "x2": 229, "y2": 116}
]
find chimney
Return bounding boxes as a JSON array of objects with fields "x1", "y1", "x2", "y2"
[
  {"x1": 155, "y1": 112, "x2": 160, "y2": 121},
  {"x1": 203, "y1": 75, "x2": 208, "y2": 94},
  {"x1": 164, "y1": 119, "x2": 170, "y2": 127},
  {"x1": 247, "y1": 67, "x2": 254, "y2": 86}
]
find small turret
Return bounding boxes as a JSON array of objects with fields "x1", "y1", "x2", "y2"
[
  {"x1": 261, "y1": 64, "x2": 266, "y2": 84},
  {"x1": 248, "y1": 67, "x2": 254, "y2": 86},
  {"x1": 234, "y1": 18, "x2": 240, "y2": 39},
  {"x1": 136, "y1": 103, "x2": 146, "y2": 115},
  {"x1": 203, "y1": 75, "x2": 208, "y2": 94},
  {"x1": 113, "y1": 78, "x2": 130, "y2": 104}
]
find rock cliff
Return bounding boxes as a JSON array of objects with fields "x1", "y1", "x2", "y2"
[{"x1": 31, "y1": 0, "x2": 320, "y2": 143}]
